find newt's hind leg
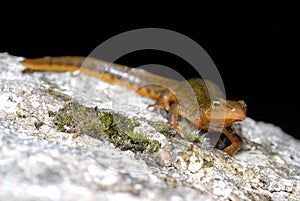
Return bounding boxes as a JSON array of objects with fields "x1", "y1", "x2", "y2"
[{"x1": 222, "y1": 127, "x2": 243, "y2": 156}]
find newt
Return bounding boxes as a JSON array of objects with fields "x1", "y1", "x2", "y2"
[{"x1": 20, "y1": 56, "x2": 247, "y2": 155}]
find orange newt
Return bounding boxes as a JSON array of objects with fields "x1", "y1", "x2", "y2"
[{"x1": 21, "y1": 56, "x2": 247, "y2": 155}]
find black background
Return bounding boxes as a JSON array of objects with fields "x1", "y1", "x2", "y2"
[{"x1": 1, "y1": 3, "x2": 298, "y2": 139}]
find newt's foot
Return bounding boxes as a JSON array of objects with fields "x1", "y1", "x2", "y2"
[
  {"x1": 169, "y1": 124, "x2": 182, "y2": 135},
  {"x1": 147, "y1": 104, "x2": 169, "y2": 118},
  {"x1": 147, "y1": 104, "x2": 163, "y2": 112}
]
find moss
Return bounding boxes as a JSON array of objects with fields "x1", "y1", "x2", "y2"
[
  {"x1": 163, "y1": 175, "x2": 180, "y2": 187},
  {"x1": 187, "y1": 144, "x2": 200, "y2": 154},
  {"x1": 183, "y1": 130, "x2": 203, "y2": 143},
  {"x1": 182, "y1": 144, "x2": 201, "y2": 162},
  {"x1": 148, "y1": 119, "x2": 204, "y2": 144},
  {"x1": 48, "y1": 110, "x2": 56, "y2": 117},
  {"x1": 203, "y1": 159, "x2": 214, "y2": 168},
  {"x1": 34, "y1": 121, "x2": 45, "y2": 129},
  {"x1": 53, "y1": 102, "x2": 160, "y2": 154},
  {"x1": 147, "y1": 120, "x2": 176, "y2": 138}
]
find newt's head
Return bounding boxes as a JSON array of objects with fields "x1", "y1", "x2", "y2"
[
  {"x1": 203, "y1": 98, "x2": 247, "y2": 126},
  {"x1": 224, "y1": 99, "x2": 247, "y2": 124}
]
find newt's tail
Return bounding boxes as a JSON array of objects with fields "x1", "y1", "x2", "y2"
[{"x1": 21, "y1": 56, "x2": 175, "y2": 99}]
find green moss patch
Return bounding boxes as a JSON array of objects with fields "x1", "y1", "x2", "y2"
[
  {"x1": 148, "y1": 119, "x2": 203, "y2": 143},
  {"x1": 34, "y1": 121, "x2": 45, "y2": 129},
  {"x1": 53, "y1": 102, "x2": 160, "y2": 154}
]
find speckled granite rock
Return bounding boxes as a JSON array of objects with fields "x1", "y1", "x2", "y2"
[{"x1": 0, "y1": 53, "x2": 299, "y2": 201}]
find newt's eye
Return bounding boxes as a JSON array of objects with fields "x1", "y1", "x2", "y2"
[
  {"x1": 231, "y1": 107, "x2": 236, "y2": 111},
  {"x1": 212, "y1": 99, "x2": 221, "y2": 107}
]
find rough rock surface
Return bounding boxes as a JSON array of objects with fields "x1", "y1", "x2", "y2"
[{"x1": 0, "y1": 53, "x2": 299, "y2": 201}]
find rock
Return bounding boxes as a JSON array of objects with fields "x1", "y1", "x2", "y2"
[{"x1": 0, "y1": 53, "x2": 299, "y2": 201}]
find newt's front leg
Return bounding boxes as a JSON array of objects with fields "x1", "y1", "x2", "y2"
[
  {"x1": 147, "y1": 89, "x2": 182, "y2": 132},
  {"x1": 221, "y1": 127, "x2": 243, "y2": 156},
  {"x1": 168, "y1": 102, "x2": 182, "y2": 133}
]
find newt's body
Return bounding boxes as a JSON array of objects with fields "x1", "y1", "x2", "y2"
[{"x1": 21, "y1": 56, "x2": 247, "y2": 155}]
